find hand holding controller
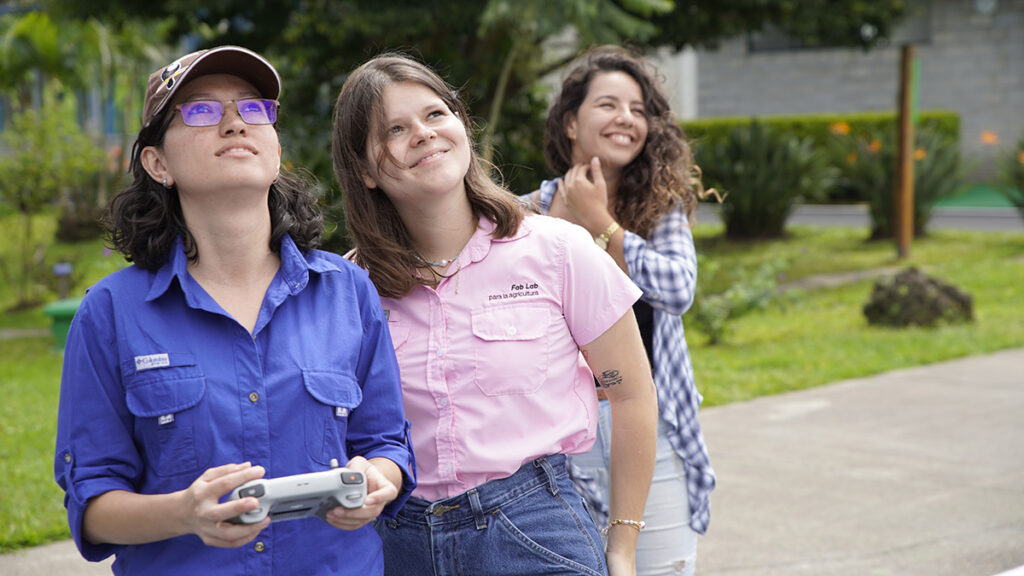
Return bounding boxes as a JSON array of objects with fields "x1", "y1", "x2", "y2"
[{"x1": 228, "y1": 460, "x2": 367, "y2": 524}]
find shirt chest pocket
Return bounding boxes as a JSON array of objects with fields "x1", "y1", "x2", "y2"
[
  {"x1": 302, "y1": 370, "x2": 363, "y2": 466},
  {"x1": 125, "y1": 359, "x2": 210, "y2": 477},
  {"x1": 471, "y1": 305, "x2": 550, "y2": 396}
]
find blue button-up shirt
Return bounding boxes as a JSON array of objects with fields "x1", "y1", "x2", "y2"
[{"x1": 55, "y1": 235, "x2": 415, "y2": 575}]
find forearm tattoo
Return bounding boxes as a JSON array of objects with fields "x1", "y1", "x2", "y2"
[{"x1": 598, "y1": 369, "x2": 623, "y2": 388}]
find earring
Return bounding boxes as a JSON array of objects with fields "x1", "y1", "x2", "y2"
[{"x1": 162, "y1": 178, "x2": 171, "y2": 189}]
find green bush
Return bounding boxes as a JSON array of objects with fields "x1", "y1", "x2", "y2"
[
  {"x1": 694, "y1": 121, "x2": 834, "y2": 239},
  {"x1": 690, "y1": 256, "x2": 783, "y2": 345},
  {"x1": 683, "y1": 110, "x2": 960, "y2": 202},
  {"x1": 998, "y1": 135, "x2": 1024, "y2": 218},
  {"x1": 0, "y1": 89, "x2": 104, "y2": 310},
  {"x1": 828, "y1": 126, "x2": 962, "y2": 239}
]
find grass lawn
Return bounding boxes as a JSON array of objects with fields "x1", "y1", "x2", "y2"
[
  {"x1": 1, "y1": 221, "x2": 1022, "y2": 552},
  {"x1": 0, "y1": 337, "x2": 70, "y2": 552},
  {"x1": 689, "y1": 225, "x2": 1024, "y2": 405}
]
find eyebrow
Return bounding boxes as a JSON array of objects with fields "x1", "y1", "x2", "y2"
[
  {"x1": 593, "y1": 94, "x2": 644, "y2": 107},
  {"x1": 385, "y1": 100, "x2": 446, "y2": 125}
]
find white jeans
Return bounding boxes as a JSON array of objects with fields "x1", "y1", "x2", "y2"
[{"x1": 572, "y1": 400, "x2": 698, "y2": 576}]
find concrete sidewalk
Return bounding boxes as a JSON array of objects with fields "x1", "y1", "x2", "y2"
[
  {"x1": 698, "y1": 347, "x2": 1024, "y2": 576},
  {"x1": 2, "y1": 348, "x2": 1022, "y2": 575},
  {"x1": 696, "y1": 203, "x2": 1024, "y2": 231}
]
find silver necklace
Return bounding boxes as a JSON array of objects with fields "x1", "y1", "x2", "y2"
[{"x1": 416, "y1": 253, "x2": 458, "y2": 267}]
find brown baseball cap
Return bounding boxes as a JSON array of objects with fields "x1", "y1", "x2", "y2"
[{"x1": 142, "y1": 45, "x2": 281, "y2": 128}]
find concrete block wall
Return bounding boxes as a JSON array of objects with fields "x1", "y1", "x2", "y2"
[{"x1": 655, "y1": 0, "x2": 1024, "y2": 179}]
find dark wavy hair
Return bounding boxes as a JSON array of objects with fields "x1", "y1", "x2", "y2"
[
  {"x1": 106, "y1": 94, "x2": 323, "y2": 271},
  {"x1": 331, "y1": 53, "x2": 525, "y2": 298},
  {"x1": 545, "y1": 45, "x2": 708, "y2": 237}
]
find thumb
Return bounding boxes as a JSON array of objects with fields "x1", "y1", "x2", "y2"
[{"x1": 590, "y1": 156, "x2": 606, "y2": 188}]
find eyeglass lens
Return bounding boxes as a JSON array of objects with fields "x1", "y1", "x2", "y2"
[{"x1": 178, "y1": 99, "x2": 278, "y2": 127}]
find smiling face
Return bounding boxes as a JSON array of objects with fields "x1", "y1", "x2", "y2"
[
  {"x1": 566, "y1": 71, "x2": 649, "y2": 175},
  {"x1": 141, "y1": 73, "x2": 281, "y2": 203},
  {"x1": 362, "y1": 81, "x2": 471, "y2": 212}
]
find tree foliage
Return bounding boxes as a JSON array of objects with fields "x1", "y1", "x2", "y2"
[
  {"x1": 0, "y1": 88, "x2": 104, "y2": 309},
  {"x1": 649, "y1": 0, "x2": 909, "y2": 50},
  {"x1": 44, "y1": 0, "x2": 910, "y2": 250}
]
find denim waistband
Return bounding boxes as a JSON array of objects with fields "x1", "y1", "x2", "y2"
[{"x1": 397, "y1": 454, "x2": 569, "y2": 528}]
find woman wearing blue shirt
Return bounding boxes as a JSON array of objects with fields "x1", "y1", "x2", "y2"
[
  {"x1": 54, "y1": 45, "x2": 415, "y2": 576},
  {"x1": 530, "y1": 46, "x2": 716, "y2": 576}
]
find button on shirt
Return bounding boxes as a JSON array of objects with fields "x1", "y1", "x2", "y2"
[
  {"x1": 383, "y1": 215, "x2": 641, "y2": 501},
  {"x1": 54, "y1": 235, "x2": 415, "y2": 576}
]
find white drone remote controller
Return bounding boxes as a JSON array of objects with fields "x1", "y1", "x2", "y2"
[{"x1": 228, "y1": 459, "x2": 367, "y2": 524}]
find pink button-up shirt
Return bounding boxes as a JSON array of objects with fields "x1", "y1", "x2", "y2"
[{"x1": 382, "y1": 215, "x2": 641, "y2": 501}]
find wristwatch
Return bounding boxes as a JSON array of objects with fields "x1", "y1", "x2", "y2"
[{"x1": 594, "y1": 222, "x2": 620, "y2": 251}]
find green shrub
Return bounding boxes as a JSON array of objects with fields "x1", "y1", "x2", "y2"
[
  {"x1": 998, "y1": 136, "x2": 1024, "y2": 218},
  {"x1": 0, "y1": 89, "x2": 103, "y2": 310},
  {"x1": 694, "y1": 120, "x2": 834, "y2": 239},
  {"x1": 683, "y1": 111, "x2": 960, "y2": 202},
  {"x1": 828, "y1": 125, "x2": 962, "y2": 239},
  {"x1": 690, "y1": 256, "x2": 783, "y2": 345}
]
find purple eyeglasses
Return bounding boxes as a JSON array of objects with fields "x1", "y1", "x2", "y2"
[{"x1": 174, "y1": 99, "x2": 279, "y2": 127}]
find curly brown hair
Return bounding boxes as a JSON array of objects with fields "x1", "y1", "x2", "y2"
[
  {"x1": 107, "y1": 101, "x2": 323, "y2": 271},
  {"x1": 545, "y1": 46, "x2": 705, "y2": 238},
  {"x1": 331, "y1": 53, "x2": 525, "y2": 298}
]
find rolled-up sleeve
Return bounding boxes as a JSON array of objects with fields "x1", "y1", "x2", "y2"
[{"x1": 54, "y1": 290, "x2": 137, "y2": 562}]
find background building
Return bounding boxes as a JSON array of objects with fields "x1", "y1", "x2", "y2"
[{"x1": 653, "y1": 0, "x2": 1024, "y2": 179}]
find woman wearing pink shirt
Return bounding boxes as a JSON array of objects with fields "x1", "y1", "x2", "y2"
[{"x1": 331, "y1": 53, "x2": 658, "y2": 576}]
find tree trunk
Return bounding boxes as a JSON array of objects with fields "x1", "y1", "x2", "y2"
[{"x1": 480, "y1": 39, "x2": 521, "y2": 166}]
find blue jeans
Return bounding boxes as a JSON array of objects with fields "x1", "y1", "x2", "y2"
[
  {"x1": 572, "y1": 401, "x2": 698, "y2": 576},
  {"x1": 376, "y1": 454, "x2": 608, "y2": 576}
]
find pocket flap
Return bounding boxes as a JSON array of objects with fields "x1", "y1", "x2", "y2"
[
  {"x1": 471, "y1": 305, "x2": 548, "y2": 341},
  {"x1": 126, "y1": 376, "x2": 206, "y2": 417},
  {"x1": 302, "y1": 370, "x2": 363, "y2": 408}
]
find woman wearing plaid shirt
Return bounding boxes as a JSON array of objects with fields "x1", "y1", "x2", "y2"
[{"x1": 530, "y1": 46, "x2": 716, "y2": 576}]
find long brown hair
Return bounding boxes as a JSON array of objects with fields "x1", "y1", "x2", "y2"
[
  {"x1": 545, "y1": 46, "x2": 706, "y2": 237},
  {"x1": 332, "y1": 53, "x2": 525, "y2": 298}
]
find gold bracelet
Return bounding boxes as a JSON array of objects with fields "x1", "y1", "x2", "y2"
[
  {"x1": 602, "y1": 518, "x2": 646, "y2": 535},
  {"x1": 594, "y1": 221, "x2": 620, "y2": 251}
]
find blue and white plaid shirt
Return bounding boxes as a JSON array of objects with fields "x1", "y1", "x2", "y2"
[{"x1": 537, "y1": 180, "x2": 715, "y2": 534}]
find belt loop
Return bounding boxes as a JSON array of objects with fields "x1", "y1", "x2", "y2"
[
  {"x1": 468, "y1": 489, "x2": 487, "y2": 530},
  {"x1": 536, "y1": 457, "x2": 559, "y2": 496}
]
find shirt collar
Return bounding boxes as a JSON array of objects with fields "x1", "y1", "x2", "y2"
[
  {"x1": 462, "y1": 214, "x2": 531, "y2": 266},
  {"x1": 146, "y1": 234, "x2": 335, "y2": 302},
  {"x1": 146, "y1": 236, "x2": 189, "y2": 302}
]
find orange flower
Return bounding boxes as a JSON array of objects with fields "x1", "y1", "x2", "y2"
[
  {"x1": 980, "y1": 131, "x2": 999, "y2": 144},
  {"x1": 868, "y1": 139, "x2": 882, "y2": 153},
  {"x1": 847, "y1": 152, "x2": 858, "y2": 164},
  {"x1": 1018, "y1": 150, "x2": 1024, "y2": 165},
  {"x1": 914, "y1": 148, "x2": 927, "y2": 161},
  {"x1": 829, "y1": 122, "x2": 851, "y2": 135}
]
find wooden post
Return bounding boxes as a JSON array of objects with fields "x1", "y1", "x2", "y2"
[{"x1": 895, "y1": 44, "x2": 916, "y2": 259}]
